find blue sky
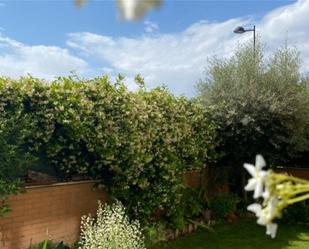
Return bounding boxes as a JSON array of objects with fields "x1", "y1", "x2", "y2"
[
  {"x1": 0, "y1": 1, "x2": 292, "y2": 44},
  {"x1": 0, "y1": 0, "x2": 307, "y2": 96}
]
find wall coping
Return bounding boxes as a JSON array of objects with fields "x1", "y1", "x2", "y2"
[
  {"x1": 26, "y1": 180, "x2": 99, "y2": 189},
  {"x1": 275, "y1": 166, "x2": 309, "y2": 170}
]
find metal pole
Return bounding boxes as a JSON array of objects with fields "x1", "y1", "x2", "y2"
[{"x1": 253, "y1": 25, "x2": 256, "y2": 57}]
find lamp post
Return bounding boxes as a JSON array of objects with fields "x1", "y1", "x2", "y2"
[
  {"x1": 233, "y1": 25, "x2": 256, "y2": 202},
  {"x1": 233, "y1": 25, "x2": 256, "y2": 55}
]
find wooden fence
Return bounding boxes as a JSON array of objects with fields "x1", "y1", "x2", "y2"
[{"x1": 275, "y1": 167, "x2": 309, "y2": 180}]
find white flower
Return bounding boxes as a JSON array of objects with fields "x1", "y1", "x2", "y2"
[
  {"x1": 244, "y1": 154, "x2": 267, "y2": 199},
  {"x1": 247, "y1": 203, "x2": 262, "y2": 216},
  {"x1": 262, "y1": 187, "x2": 270, "y2": 200},
  {"x1": 79, "y1": 201, "x2": 145, "y2": 249},
  {"x1": 117, "y1": 0, "x2": 161, "y2": 20},
  {"x1": 266, "y1": 223, "x2": 278, "y2": 239},
  {"x1": 247, "y1": 198, "x2": 279, "y2": 238},
  {"x1": 75, "y1": 0, "x2": 161, "y2": 21}
]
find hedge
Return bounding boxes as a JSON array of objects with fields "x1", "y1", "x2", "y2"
[{"x1": 0, "y1": 75, "x2": 219, "y2": 226}]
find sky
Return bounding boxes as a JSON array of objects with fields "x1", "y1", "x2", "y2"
[{"x1": 0, "y1": 0, "x2": 308, "y2": 96}]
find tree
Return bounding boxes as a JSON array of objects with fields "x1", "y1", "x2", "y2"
[{"x1": 196, "y1": 42, "x2": 309, "y2": 195}]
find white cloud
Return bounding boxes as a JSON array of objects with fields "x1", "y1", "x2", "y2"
[
  {"x1": 0, "y1": 34, "x2": 88, "y2": 80},
  {"x1": 260, "y1": 0, "x2": 309, "y2": 71},
  {"x1": 144, "y1": 20, "x2": 159, "y2": 33},
  {"x1": 67, "y1": 18, "x2": 244, "y2": 96}
]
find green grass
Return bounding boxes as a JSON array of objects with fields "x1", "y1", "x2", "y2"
[{"x1": 150, "y1": 219, "x2": 309, "y2": 249}]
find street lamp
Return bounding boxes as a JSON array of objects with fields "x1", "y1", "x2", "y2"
[{"x1": 233, "y1": 25, "x2": 256, "y2": 54}]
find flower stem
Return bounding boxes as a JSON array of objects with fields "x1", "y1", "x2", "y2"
[
  {"x1": 275, "y1": 174, "x2": 309, "y2": 185},
  {"x1": 287, "y1": 193, "x2": 309, "y2": 205},
  {"x1": 288, "y1": 188, "x2": 309, "y2": 197}
]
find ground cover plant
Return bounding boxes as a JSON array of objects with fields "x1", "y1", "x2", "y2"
[{"x1": 150, "y1": 219, "x2": 309, "y2": 249}]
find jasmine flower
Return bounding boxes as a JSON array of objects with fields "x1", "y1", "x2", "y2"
[{"x1": 244, "y1": 154, "x2": 267, "y2": 199}]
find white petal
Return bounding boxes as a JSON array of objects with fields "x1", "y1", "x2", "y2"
[
  {"x1": 255, "y1": 154, "x2": 266, "y2": 170},
  {"x1": 245, "y1": 178, "x2": 257, "y2": 191},
  {"x1": 262, "y1": 189, "x2": 270, "y2": 200},
  {"x1": 247, "y1": 203, "x2": 262, "y2": 215},
  {"x1": 253, "y1": 178, "x2": 264, "y2": 199},
  {"x1": 117, "y1": 0, "x2": 161, "y2": 20},
  {"x1": 257, "y1": 215, "x2": 267, "y2": 225},
  {"x1": 266, "y1": 223, "x2": 278, "y2": 238},
  {"x1": 269, "y1": 197, "x2": 279, "y2": 218},
  {"x1": 244, "y1": 163, "x2": 256, "y2": 177},
  {"x1": 117, "y1": 0, "x2": 137, "y2": 20}
]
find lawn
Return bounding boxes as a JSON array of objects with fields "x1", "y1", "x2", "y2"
[{"x1": 150, "y1": 219, "x2": 309, "y2": 249}]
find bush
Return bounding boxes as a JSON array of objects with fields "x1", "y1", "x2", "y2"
[
  {"x1": 0, "y1": 75, "x2": 219, "y2": 226},
  {"x1": 28, "y1": 241, "x2": 70, "y2": 249},
  {"x1": 79, "y1": 201, "x2": 145, "y2": 249},
  {"x1": 281, "y1": 201, "x2": 309, "y2": 224},
  {"x1": 197, "y1": 42, "x2": 309, "y2": 166},
  {"x1": 0, "y1": 107, "x2": 34, "y2": 216},
  {"x1": 208, "y1": 193, "x2": 239, "y2": 220}
]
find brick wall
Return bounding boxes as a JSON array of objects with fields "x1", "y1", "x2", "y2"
[{"x1": 0, "y1": 181, "x2": 108, "y2": 249}]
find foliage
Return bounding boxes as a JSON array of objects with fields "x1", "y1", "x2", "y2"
[
  {"x1": 166, "y1": 187, "x2": 206, "y2": 229},
  {"x1": 281, "y1": 201, "x2": 309, "y2": 224},
  {"x1": 28, "y1": 240, "x2": 70, "y2": 249},
  {"x1": 79, "y1": 201, "x2": 145, "y2": 249},
  {"x1": 197, "y1": 42, "x2": 309, "y2": 166},
  {"x1": 0, "y1": 93, "x2": 34, "y2": 216},
  {"x1": 0, "y1": 75, "x2": 218, "y2": 225},
  {"x1": 208, "y1": 193, "x2": 239, "y2": 220},
  {"x1": 144, "y1": 222, "x2": 167, "y2": 245}
]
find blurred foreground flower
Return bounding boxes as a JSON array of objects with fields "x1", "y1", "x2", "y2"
[
  {"x1": 75, "y1": 0, "x2": 162, "y2": 21},
  {"x1": 244, "y1": 155, "x2": 309, "y2": 238}
]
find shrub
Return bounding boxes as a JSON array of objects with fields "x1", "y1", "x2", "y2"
[
  {"x1": 143, "y1": 222, "x2": 167, "y2": 245},
  {"x1": 0, "y1": 104, "x2": 34, "y2": 216},
  {"x1": 78, "y1": 201, "x2": 145, "y2": 249},
  {"x1": 0, "y1": 75, "x2": 219, "y2": 225},
  {"x1": 28, "y1": 240, "x2": 70, "y2": 249},
  {"x1": 208, "y1": 193, "x2": 239, "y2": 220},
  {"x1": 0, "y1": 134, "x2": 25, "y2": 216},
  {"x1": 281, "y1": 201, "x2": 309, "y2": 224}
]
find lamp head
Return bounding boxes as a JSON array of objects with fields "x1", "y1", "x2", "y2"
[{"x1": 233, "y1": 26, "x2": 246, "y2": 34}]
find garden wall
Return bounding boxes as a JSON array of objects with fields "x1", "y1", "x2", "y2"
[
  {"x1": 0, "y1": 168, "x2": 229, "y2": 249},
  {"x1": 184, "y1": 167, "x2": 229, "y2": 195},
  {"x1": 0, "y1": 181, "x2": 108, "y2": 249},
  {"x1": 275, "y1": 167, "x2": 309, "y2": 180}
]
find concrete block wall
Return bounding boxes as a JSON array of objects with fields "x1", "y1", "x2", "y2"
[{"x1": 0, "y1": 181, "x2": 108, "y2": 249}]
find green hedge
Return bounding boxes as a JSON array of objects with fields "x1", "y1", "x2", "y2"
[{"x1": 0, "y1": 75, "x2": 219, "y2": 225}]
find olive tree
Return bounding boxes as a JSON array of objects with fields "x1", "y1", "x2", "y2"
[{"x1": 197, "y1": 42, "x2": 309, "y2": 195}]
